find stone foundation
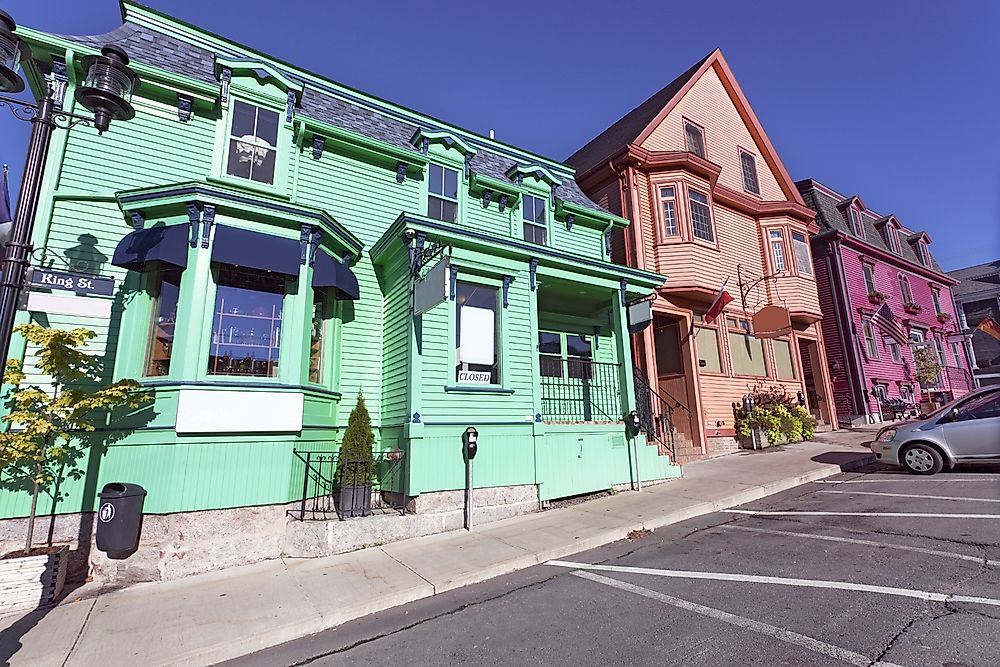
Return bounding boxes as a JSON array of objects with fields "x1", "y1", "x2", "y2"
[{"x1": 0, "y1": 484, "x2": 540, "y2": 588}]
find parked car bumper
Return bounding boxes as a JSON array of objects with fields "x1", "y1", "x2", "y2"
[{"x1": 868, "y1": 439, "x2": 901, "y2": 466}]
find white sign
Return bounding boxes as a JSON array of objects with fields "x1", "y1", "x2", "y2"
[
  {"x1": 99, "y1": 503, "x2": 115, "y2": 523},
  {"x1": 413, "y1": 257, "x2": 449, "y2": 316},
  {"x1": 26, "y1": 292, "x2": 113, "y2": 318},
  {"x1": 458, "y1": 305, "x2": 495, "y2": 365},
  {"x1": 175, "y1": 390, "x2": 304, "y2": 433},
  {"x1": 457, "y1": 370, "x2": 492, "y2": 384}
]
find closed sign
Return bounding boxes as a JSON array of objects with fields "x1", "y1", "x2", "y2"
[{"x1": 457, "y1": 371, "x2": 491, "y2": 384}]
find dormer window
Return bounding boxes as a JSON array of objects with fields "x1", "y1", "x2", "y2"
[
  {"x1": 427, "y1": 163, "x2": 459, "y2": 222},
  {"x1": 522, "y1": 194, "x2": 548, "y2": 245},
  {"x1": 684, "y1": 119, "x2": 706, "y2": 158},
  {"x1": 226, "y1": 101, "x2": 279, "y2": 185},
  {"x1": 739, "y1": 149, "x2": 759, "y2": 195},
  {"x1": 886, "y1": 225, "x2": 901, "y2": 253},
  {"x1": 847, "y1": 206, "x2": 865, "y2": 238},
  {"x1": 915, "y1": 242, "x2": 928, "y2": 266}
]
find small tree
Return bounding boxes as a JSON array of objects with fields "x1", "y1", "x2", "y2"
[
  {"x1": 913, "y1": 348, "x2": 941, "y2": 387},
  {"x1": 336, "y1": 392, "x2": 375, "y2": 487},
  {"x1": 0, "y1": 324, "x2": 150, "y2": 554}
]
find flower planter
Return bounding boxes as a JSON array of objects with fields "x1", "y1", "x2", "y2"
[
  {"x1": 338, "y1": 485, "x2": 373, "y2": 518},
  {"x1": 936, "y1": 313, "x2": 952, "y2": 324},
  {"x1": 0, "y1": 544, "x2": 69, "y2": 615},
  {"x1": 903, "y1": 303, "x2": 923, "y2": 315},
  {"x1": 868, "y1": 292, "x2": 887, "y2": 305}
]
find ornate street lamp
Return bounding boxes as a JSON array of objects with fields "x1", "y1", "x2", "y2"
[{"x1": 0, "y1": 12, "x2": 140, "y2": 362}]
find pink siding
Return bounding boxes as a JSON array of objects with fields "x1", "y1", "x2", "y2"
[
  {"x1": 838, "y1": 246, "x2": 971, "y2": 406},
  {"x1": 811, "y1": 243, "x2": 855, "y2": 417}
]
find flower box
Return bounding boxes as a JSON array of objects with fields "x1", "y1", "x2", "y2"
[
  {"x1": 868, "y1": 291, "x2": 888, "y2": 305},
  {"x1": 936, "y1": 312, "x2": 952, "y2": 323},
  {"x1": 903, "y1": 302, "x2": 924, "y2": 315},
  {"x1": 0, "y1": 544, "x2": 69, "y2": 615}
]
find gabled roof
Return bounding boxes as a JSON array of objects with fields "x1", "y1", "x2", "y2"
[
  {"x1": 565, "y1": 52, "x2": 711, "y2": 173},
  {"x1": 567, "y1": 48, "x2": 804, "y2": 205},
  {"x1": 947, "y1": 260, "x2": 1000, "y2": 299}
]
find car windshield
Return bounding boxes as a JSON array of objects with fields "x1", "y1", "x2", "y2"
[{"x1": 925, "y1": 389, "x2": 1000, "y2": 421}]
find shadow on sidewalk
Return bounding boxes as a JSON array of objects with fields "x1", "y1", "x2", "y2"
[{"x1": 810, "y1": 452, "x2": 877, "y2": 470}]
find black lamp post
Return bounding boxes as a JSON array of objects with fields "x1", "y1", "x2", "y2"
[{"x1": 0, "y1": 11, "x2": 138, "y2": 362}]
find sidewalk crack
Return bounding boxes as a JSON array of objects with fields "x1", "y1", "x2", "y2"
[
  {"x1": 60, "y1": 598, "x2": 97, "y2": 667},
  {"x1": 379, "y1": 547, "x2": 436, "y2": 593}
]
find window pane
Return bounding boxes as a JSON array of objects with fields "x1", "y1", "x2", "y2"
[
  {"x1": 566, "y1": 334, "x2": 592, "y2": 358},
  {"x1": 208, "y1": 265, "x2": 284, "y2": 378},
  {"x1": 660, "y1": 186, "x2": 675, "y2": 199},
  {"x1": 662, "y1": 200, "x2": 677, "y2": 236},
  {"x1": 255, "y1": 107, "x2": 280, "y2": 147},
  {"x1": 524, "y1": 222, "x2": 546, "y2": 245},
  {"x1": 685, "y1": 121, "x2": 705, "y2": 157},
  {"x1": 864, "y1": 265, "x2": 877, "y2": 294},
  {"x1": 792, "y1": 232, "x2": 812, "y2": 275},
  {"x1": 428, "y1": 163, "x2": 443, "y2": 196},
  {"x1": 770, "y1": 230, "x2": 785, "y2": 271},
  {"x1": 539, "y1": 330, "x2": 562, "y2": 378},
  {"x1": 227, "y1": 139, "x2": 253, "y2": 179},
  {"x1": 250, "y1": 149, "x2": 276, "y2": 184},
  {"x1": 231, "y1": 100, "x2": 256, "y2": 138},
  {"x1": 696, "y1": 327, "x2": 721, "y2": 373},
  {"x1": 443, "y1": 166, "x2": 458, "y2": 199},
  {"x1": 728, "y1": 332, "x2": 766, "y2": 376},
  {"x1": 428, "y1": 196, "x2": 457, "y2": 222},
  {"x1": 931, "y1": 289, "x2": 942, "y2": 313},
  {"x1": 539, "y1": 331, "x2": 562, "y2": 354},
  {"x1": 689, "y1": 191, "x2": 713, "y2": 242},
  {"x1": 741, "y1": 151, "x2": 759, "y2": 194},
  {"x1": 145, "y1": 268, "x2": 182, "y2": 377},
  {"x1": 309, "y1": 290, "x2": 326, "y2": 384},
  {"x1": 456, "y1": 281, "x2": 499, "y2": 384},
  {"x1": 773, "y1": 339, "x2": 795, "y2": 379},
  {"x1": 863, "y1": 321, "x2": 878, "y2": 358}
]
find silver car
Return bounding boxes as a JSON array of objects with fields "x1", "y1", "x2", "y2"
[{"x1": 869, "y1": 386, "x2": 1000, "y2": 474}]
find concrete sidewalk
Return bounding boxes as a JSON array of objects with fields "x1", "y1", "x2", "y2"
[{"x1": 0, "y1": 430, "x2": 876, "y2": 667}]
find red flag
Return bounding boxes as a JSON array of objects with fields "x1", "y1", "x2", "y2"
[
  {"x1": 978, "y1": 316, "x2": 1000, "y2": 343},
  {"x1": 704, "y1": 286, "x2": 733, "y2": 325}
]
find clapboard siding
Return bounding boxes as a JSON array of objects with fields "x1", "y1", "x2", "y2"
[{"x1": 641, "y1": 66, "x2": 784, "y2": 201}]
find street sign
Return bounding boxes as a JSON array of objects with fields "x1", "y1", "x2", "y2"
[{"x1": 27, "y1": 268, "x2": 115, "y2": 296}]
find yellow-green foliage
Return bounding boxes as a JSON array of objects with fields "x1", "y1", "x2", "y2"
[{"x1": 0, "y1": 324, "x2": 151, "y2": 549}]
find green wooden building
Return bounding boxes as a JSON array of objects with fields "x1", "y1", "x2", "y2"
[{"x1": 0, "y1": 2, "x2": 678, "y2": 578}]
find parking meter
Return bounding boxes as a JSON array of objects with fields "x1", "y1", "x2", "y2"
[
  {"x1": 742, "y1": 394, "x2": 755, "y2": 414},
  {"x1": 462, "y1": 427, "x2": 478, "y2": 462},
  {"x1": 627, "y1": 410, "x2": 641, "y2": 439}
]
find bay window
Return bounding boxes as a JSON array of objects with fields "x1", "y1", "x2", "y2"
[
  {"x1": 792, "y1": 232, "x2": 812, "y2": 275},
  {"x1": 659, "y1": 186, "x2": 677, "y2": 237},
  {"x1": 689, "y1": 189, "x2": 714, "y2": 242},
  {"x1": 309, "y1": 289, "x2": 328, "y2": 384},
  {"x1": 144, "y1": 267, "x2": 182, "y2": 377},
  {"x1": 769, "y1": 229, "x2": 786, "y2": 272},
  {"x1": 456, "y1": 281, "x2": 499, "y2": 384},
  {"x1": 208, "y1": 265, "x2": 285, "y2": 377},
  {"x1": 226, "y1": 100, "x2": 279, "y2": 185}
]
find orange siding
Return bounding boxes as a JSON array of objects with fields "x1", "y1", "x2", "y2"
[{"x1": 641, "y1": 66, "x2": 784, "y2": 201}]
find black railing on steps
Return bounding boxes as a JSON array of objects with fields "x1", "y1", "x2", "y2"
[{"x1": 633, "y1": 366, "x2": 690, "y2": 461}]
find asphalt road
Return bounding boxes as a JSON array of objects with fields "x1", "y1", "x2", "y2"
[{"x1": 222, "y1": 463, "x2": 1000, "y2": 667}]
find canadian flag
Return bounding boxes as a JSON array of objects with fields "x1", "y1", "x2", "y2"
[{"x1": 704, "y1": 284, "x2": 734, "y2": 325}]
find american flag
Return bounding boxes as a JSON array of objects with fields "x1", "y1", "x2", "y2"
[{"x1": 872, "y1": 301, "x2": 908, "y2": 346}]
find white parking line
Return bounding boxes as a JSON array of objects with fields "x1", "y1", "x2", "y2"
[
  {"x1": 724, "y1": 509, "x2": 1000, "y2": 519},
  {"x1": 547, "y1": 560, "x2": 1000, "y2": 608},
  {"x1": 571, "y1": 570, "x2": 903, "y2": 667},
  {"x1": 719, "y1": 524, "x2": 1000, "y2": 567},
  {"x1": 819, "y1": 489, "x2": 1000, "y2": 504},
  {"x1": 813, "y1": 478, "x2": 1000, "y2": 484}
]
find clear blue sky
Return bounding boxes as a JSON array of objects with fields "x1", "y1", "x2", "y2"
[{"x1": 3, "y1": 0, "x2": 998, "y2": 271}]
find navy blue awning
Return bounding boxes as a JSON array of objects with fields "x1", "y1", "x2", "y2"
[
  {"x1": 211, "y1": 225, "x2": 301, "y2": 276},
  {"x1": 312, "y1": 250, "x2": 360, "y2": 300},
  {"x1": 111, "y1": 224, "x2": 189, "y2": 271}
]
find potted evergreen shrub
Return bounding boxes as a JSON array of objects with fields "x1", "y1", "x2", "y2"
[
  {"x1": 0, "y1": 325, "x2": 149, "y2": 614},
  {"x1": 335, "y1": 392, "x2": 375, "y2": 518}
]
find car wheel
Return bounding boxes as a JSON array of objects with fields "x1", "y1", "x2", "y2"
[{"x1": 900, "y1": 443, "x2": 944, "y2": 475}]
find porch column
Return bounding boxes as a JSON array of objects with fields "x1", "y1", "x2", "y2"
[{"x1": 613, "y1": 294, "x2": 637, "y2": 416}]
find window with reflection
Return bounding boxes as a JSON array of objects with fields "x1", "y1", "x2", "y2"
[
  {"x1": 208, "y1": 265, "x2": 285, "y2": 377},
  {"x1": 309, "y1": 289, "x2": 328, "y2": 384},
  {"x1": 659, "y1": 186, "x2": 677, "y2": 237},
  {"x1": 539, "y1": 331, "x2": 563, "y2": 378},
  {"x1": 144, "y1": 267, "x2": 182, "y2": 377},
  {"x1": 427, "y1": 164, "x2": 458, "y2": 222},
  {"x1": 226, "y1": 100, "x2": 279, "y2": 185},
  {"x1": 522, "y1": 195, "x2": 548, "y2": 245},
  {"x1": 566, "y1": 334, "x2": 593, "y2": 380}
]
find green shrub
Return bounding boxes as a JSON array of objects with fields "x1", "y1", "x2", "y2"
[
  {"x1": 336, "y1": 392, "x2": 375, "y2": 487},
  {"x1": 733, "y1": 387, "x2": 820, "y2": 447}
]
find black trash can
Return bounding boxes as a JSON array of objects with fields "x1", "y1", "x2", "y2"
[{"x1": 96, "y1": 482, "x2": 147, "y2": 553}]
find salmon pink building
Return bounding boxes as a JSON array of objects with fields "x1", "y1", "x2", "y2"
[
  {"x1": 797, "y1": 179, "x2": 974, "y2": 424},
  {"x1": 569, "y1": 50, "x2": 837, "y2": 461}
]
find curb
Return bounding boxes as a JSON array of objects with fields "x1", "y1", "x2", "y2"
[{"x1": 189, "y1": 450, "x2": 876, "y2": 666}]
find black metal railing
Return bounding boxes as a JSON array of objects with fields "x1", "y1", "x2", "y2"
[
  {"x1": 291, "y1": 449, "x2": 406, "y2": 521},
  {"x1": 540, "y1": 358, "x2": 621, "y2": 422},
  {"x1": 633, "y1": 366, "x2": 687, "y2": 457}
]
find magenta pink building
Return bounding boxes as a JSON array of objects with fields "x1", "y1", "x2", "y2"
[{"x1": 797, "y1": 179, "x2": 974, "y2": 424}]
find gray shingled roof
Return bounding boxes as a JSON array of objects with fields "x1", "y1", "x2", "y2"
[
  {"x1": 948, "y1": 260, "x2": 1000, "y2": 299},
  {"x1": 565, "y1": 52, "x2": 713, "y2": 174},
  {"x1": 797, "y1": 181, "x2": 946, "y2": 275},
  {"x1": 52, "y1": 20, "x2": 604, "y2": 214}
]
